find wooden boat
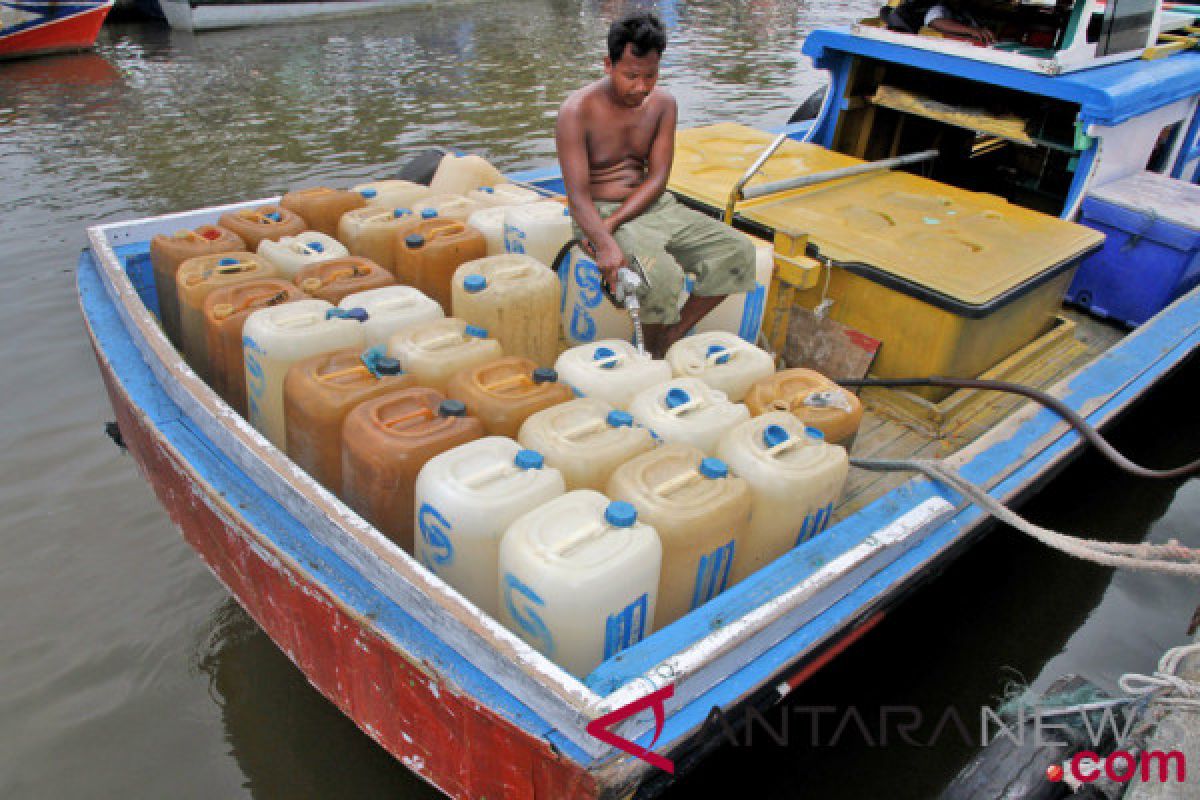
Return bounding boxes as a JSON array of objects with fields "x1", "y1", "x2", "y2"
[
  {"x1": 159, "y1": 0, "x2": 440, "y2": 32},
  {"x1": 77, "y1": 10, "x2": 1200, "y2": 799},
  {"x1": 0, "y1": 0, "x2": 113, "y2": 60}
]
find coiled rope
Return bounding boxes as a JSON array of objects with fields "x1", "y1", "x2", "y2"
[{"x1": 1119, "y1": 643, "x2": 1200, "y2": 712}]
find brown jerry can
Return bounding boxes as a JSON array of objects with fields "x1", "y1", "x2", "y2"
[
  {"x1": 217, "y1": 205, "x2": 307, "y2": 251},
  {"x1": 394, "y1": 219, "x2": 486, "y2": 311},
  {"x1": 280, "y1": 187, "x2": 366, "y2": 238},
  {"x1": 293, "y1": 256, "x2": 396, "y2": 305},
  {"x1": 283, "y1": 347, "x2": 414, "y2": 491},
  {"x1": 341, "y1": 390, "x2": 484, "y2": 553},
  {"x1": 204, "y1": 279, "x2": 305, "y2": 416},
  {"x1": 150, "y1": 225, "x2": 245, "y2": 348},
  {"x1": 176, "y1": 253, "x2": 278, "y2": 383},
  {"x1": 743, "y1": 368, "x2": 864, "y2": 447},
  {"x1": 446, "y1": 356, "x2": 574, "y2": 439},
  {"x1": 337, "y1": 206, "x2": 423, "y2": 275}
]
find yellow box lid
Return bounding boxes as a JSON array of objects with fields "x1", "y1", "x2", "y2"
[{"x1": 669, "y1": 124, "x2": 1104, "y2": 308}]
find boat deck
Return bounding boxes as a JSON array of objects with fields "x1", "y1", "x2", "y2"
[{"x1": 837, "y1": 308, "x2": 1125, "y2": 519}]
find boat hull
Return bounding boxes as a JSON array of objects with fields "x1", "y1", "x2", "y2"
[
  {"x1": 79, "y1": 262, "x2": 599, "y2": 800},
  {"x1": 0, "y1": 1, "x2": 112, "y2": 60},
  {"x1": 160, "y1": 0, "x2": 432, "y2": 32}
]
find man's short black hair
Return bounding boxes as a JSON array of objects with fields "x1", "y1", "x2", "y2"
[{"x1": 607, "y1": 11, "x2": 666, "y2": 63}]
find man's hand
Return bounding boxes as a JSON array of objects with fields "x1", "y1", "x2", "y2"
[{"x1": 593, "y1": 237, "x2": 627, "y2": 290}]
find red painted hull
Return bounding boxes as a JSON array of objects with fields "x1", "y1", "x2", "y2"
[
  {"x1": 0, "y1": 4, "x2": 112, "y2": 60},
  {"x1": 85, "y1": 331, "x2": 600, "y2": 799}
]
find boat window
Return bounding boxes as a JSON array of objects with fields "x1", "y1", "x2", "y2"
[
  {"x1": 1147, "y1": 121, "x2": 1183, "y2": 174},
  {"x1": 831, "y1": 58, "x2": 1083, "y2": 215}
]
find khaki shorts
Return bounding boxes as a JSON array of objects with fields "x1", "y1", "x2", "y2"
[{"x1": 574, "y1": 193, "x2": 756, "y2": 326}]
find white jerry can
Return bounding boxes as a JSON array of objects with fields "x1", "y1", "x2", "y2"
[
  {"x1": 665, "y1": 330, "x2": 776, "y2": 403},
  {"x1": 517, "y1": 397, "x2": 656, "y2": 491},
  {"x1": 338, "y1": 285, "x2": 443, "y2": 349},
  {"x1": 629, "y1": 376, "x2": 749, "y2": 455},
  {"x1": 256, "y1": 232, "x2": 348, "y2": 279},
  {"x1": 554, "y1": 339, "x2": 672, "y2": 409}
]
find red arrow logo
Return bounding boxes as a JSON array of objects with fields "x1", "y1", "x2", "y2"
[{"x1": 586, "y1": 684, "x2": 675, "y2": 774}]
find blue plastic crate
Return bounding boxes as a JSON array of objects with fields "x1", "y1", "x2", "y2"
[{"x1": 1067, "y1": 171, "x2": 1200, "y2": 327}]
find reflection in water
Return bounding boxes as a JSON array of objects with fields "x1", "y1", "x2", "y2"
[{"x1": 193, "y1": 599, "x2": 437, "y2": 798}]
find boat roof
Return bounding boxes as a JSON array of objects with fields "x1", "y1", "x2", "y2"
[{"x1": 803, "y1": 28, "x2": 1200, "y2": 127}]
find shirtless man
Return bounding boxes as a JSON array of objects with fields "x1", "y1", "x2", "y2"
[{"x1": 556, "y1": 11, "x2": 756, "y2": 357}]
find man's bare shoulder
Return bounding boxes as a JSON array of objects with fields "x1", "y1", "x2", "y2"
[{"x1": 558, "y1": 80, "x2": 609, "y2": 118}]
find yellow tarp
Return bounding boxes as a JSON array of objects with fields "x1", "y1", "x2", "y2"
[{"x1": 669, "y1": 123, "x2": 1104, "y2": 306}]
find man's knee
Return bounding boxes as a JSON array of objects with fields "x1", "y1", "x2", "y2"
[{"x1": 692, "y1": 232, "x2": 757, "y2": 297}]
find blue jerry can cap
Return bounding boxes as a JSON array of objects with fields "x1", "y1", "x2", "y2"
[
  {"x1": 593, "y1": 346, "x2": 617, "y2": 367},
  {"x1": 606, "y1": 410, "x2": 633, "y2": 428},
  {"x1": 359, "y1": 188, "x2": 378, "y2": 199},
  {"x1": 393, "y1": 207, "x2": 411, "y2": 218},
  {"x1": 464, "y1": 274, "x2": 487, "y2": 293},
  {"x1": 605, "y1": 500, "x2": 637, "y2": 528},
  {"x1": 218, "y1": 257, "x2": 239, "y2": 266},
  {"x1": 265, "y1": 211, "x2": 282, "y2": 222},
  {"x1": 374, "y1": 356, "x2": 403, "y2": 376},
  {"x1": 805, "y1": 426, "x2": 825, "y2": 441},
  {"x1": 481, "y1": 186, "x2": 495, "y2": 194},
  {"x1": 464, "y1": 324, "x2": 487, "y2": 338},
  {"x1": 698, "y1": 457, "x2": 728, "y2": 479},
  {"x1": 405, "y1": 233, "x2": 425, "y2": 248},
  {"x1": 420, "y1": 208, "x2": 438, "y2": 219},
  {"x1": 532, "y1": 367, "x2": 557, "y2": 384},
  {"x1": 306, "y1": 240, "x2": 325, "y2": 253},
  {"x1": 514, "y1": 449, "x2": 544, "y2": 470},
  {"x1": 706, "y1": 344, "x2": 731, "y2": 365},
  {"x1": 763, "y1": 424, "x2": 790, "y2": 448},
  {"x1": 665, "y1": 387, "x2": 691, "y2": 409},
  {"x1": 438, "y1": 399, "x2": 467, "y2": 417}
]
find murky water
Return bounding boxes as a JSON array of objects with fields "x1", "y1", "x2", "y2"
[{"x1": 1, "y1": 2, "x2": 1196, "y2": 797}]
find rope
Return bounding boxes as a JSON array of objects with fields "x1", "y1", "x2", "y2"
[
  {"x1": 852, "y1": 457, "x2": 1200, "y2": 577},
  {"x1": 1119, "y1": 643, "x2": 1200, "y2": 712},
  {"x1": 837, "y1": 376, "x2": 1200, "y2": 480}
]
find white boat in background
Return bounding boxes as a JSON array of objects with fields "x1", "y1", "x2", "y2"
[{"x1": 159, "y1": 0, "x2": 434, "y2": 32}]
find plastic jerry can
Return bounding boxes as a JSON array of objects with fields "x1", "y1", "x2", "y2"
[
  {"x1": 413, "y1": 437, "x2": 565, "y2": 617},
  {"x1": 414, "y1": 194, "x2": 482, "y2": 223},
  {"x1": 217, "y1": 205, "x2": 307, "y2": 251},
  {"x1": 341, "y1": 390, "x2": 484, "y2": 553},
  {"x1": 467, "y1": 183, "x2": 541, "y2": 209},
  {"x1": 606, "y1": 445, "x2": 751, "y2": 626},
  {"x1": 451, "y1": 255, "x2": 560, "y2": 368},
  {"x1": 242, "y1": 299, "x2": 367, "y2": 449},
  {"x1": 395, "y1": 219, "x2": 487, "y2": 311},
  {"x1": 743, "y1": 368, "x2": 864, "y2": 447},
  {"x1": 554, "y1": 339, "x2": 672, "y2": 410},
  {"x1": 716, "y1": 412, "x2": 849, "y2": 583},
  {"x1": 279, "y1": 187, "x2": 365, "y2": 237},
  {"x1": 176, "y1": 253, "x2": 278, "y2": 383},
  {"x1": 338, "y1": 286, "x2": 443, "y2": 349},
  {"x1": 503, "y1": 201, "x2": 574, "y2": 268},
  {"x1": 466, "y1": 206, "x2": 509, "y2": 256},
  {"x1": 151, "y1": 225, "x2": 245, "y2": 347},
  {"x1": 629, "y1": 377, "x2": 750, "y2": 455},
  {"x1": 337, "y1": 206, "x2": 419, "y2": 274},
  {"x1": 497, "y1": 491, "x2": 661, "y2": 678},
  {"x1": 428, "y1": 153, "x2": 506, "y2": 196},
  {"x1": 386, "y1": 317, "x2": 503, "y2": 393},
  {"x1": 257, "y1": 232, "x2": 349, "y2": 279},
  {"x1": 283, "y1": 347, "x2": 414, "y2": 490},
  {"x1": 557, "y1": 244, "x2": 634, "y2": 345},
  {"x1": 665, "y1": 331, "x2": 776, "y2": 403},
  {"x1": 517, "y1": 397, "x2": 655, "y2": 491},
  {"x1": 352, "y1": 180, "x2": 431, "y2": 211},
  {"x1": 294, "y1": 256, "x2": 395, "y2": 305},
  {"x1": 446, "y1": 357, "x2": 574, "y2": 438},
  {"x1": 686, "y1": 235, "x2": 775, "y2": 341},
  {"x1": 204, "y1": 279, "x2": 304, "y2": 416}
]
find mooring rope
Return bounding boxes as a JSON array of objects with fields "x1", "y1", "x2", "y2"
[
  {"x1": 851, "y1": 457, "x2": 1200, "y2": 577},
  {"x1": 1119, "y1": 643, "x2": 1200, "y2": 712}
]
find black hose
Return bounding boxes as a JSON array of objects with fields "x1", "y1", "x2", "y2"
[{"x1": 836, "y1": 376, "x2": 1200, "y2": 480}]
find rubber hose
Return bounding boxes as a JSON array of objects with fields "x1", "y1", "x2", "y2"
[{"x1": 837, "y1": 376, "x2": 1200, "y2": 480}]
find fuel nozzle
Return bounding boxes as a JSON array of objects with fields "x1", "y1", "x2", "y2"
[{"x1": 602, "y1": 254, "x2": 652, "y2": 355}]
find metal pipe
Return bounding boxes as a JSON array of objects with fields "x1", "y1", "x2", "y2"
[
  {"x1": 723, "y1": 130, "x2": 791, "y2": 223},
  {"x1": 742, "y1": 148, "x2": 940, "y2": 200}
]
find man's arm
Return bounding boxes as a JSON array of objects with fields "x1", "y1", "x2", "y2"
[
  {"x1": 556, "y1": 98, "x2": 625, "y2": 280},
  {"x1": 602, "y1": 93, "x2": 677, "y2": 234}
]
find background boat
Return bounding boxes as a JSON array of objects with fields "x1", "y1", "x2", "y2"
[
  {"x1": 159, "y1": 0, "x2": 438, "y2": 33},
  {"x1": 0, "y1": 0, "x2": 113, "y2": 60}
]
